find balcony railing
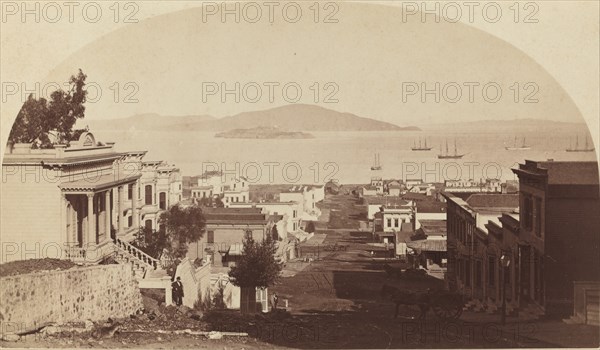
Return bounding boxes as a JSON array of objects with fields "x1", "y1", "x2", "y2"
[{"x1": 64, "y1": 246, "x2": 87, "y2": 262}]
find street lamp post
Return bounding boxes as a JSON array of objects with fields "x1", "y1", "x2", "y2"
[{"x1": 500, "y1": 253, "x2": 512, "y2": 325}]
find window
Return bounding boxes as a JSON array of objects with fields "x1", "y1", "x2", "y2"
[
  {"x1": 488, "y1": 257, "x2": 496, "y2": 287},
  {"x1": 145, "y1": 220, "x2": 152, "y2": 230},
  {"x1": 128, "y1": 184, "x2": 133, "y2": 200},
  {"x1": 145, "y1": 185, "x2": 152, "y2": 205},
  {"x1": 394, "y1": 218, "x2": 399, "y2": 228},
  {"x1": 465, "y1": 261, "x2": 471, "y2": 287},
  {"x1": 523, "y1": 195, "x2": 533, "y2": 230},
  {"x1": 534, "y1": 197, "x2": 542, "y2": 237},
  {"x1": 387, "y1": 218, "x2": 392, "y2": 227},
  {"x1": 475, "y1": 260, "x2": 482, "y2": 288},
  {"x1": 159, "y1": 192, "x2": 166, "y2": 210},
  {"x1": 293, "y1": 210, "x2": 297, "y2": 218},
  {"x1": 207, "y1": 231, "x2": 214, "y2": 243},
  {"x1": 128, "y1": 216, "x2": 133, "y2": 227}
]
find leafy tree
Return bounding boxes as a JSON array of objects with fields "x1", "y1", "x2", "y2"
[
  {"x1": 305, "y1": 222, "x2": 316, "y2": 233},
  {"x1": 271, "y1": 224, "x2": 279, "y2": 241},
  {"x1": 228, "y1": 233, "x2": 282, "y2": 289},
  {"x1": 158, "y1": 204, "x2": 206, "y2": 259},
  {"x1": 9, "y1": 69, "x2": 88, "y2": 147},
  {"x1": 132, "y1": 226, "x2": 168, "y2": 259}
]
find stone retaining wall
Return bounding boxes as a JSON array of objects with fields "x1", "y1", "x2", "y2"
[{"x1": 0, "y1": 264, "x2": 142, "y2": 332}]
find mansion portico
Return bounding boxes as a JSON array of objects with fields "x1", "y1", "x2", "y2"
[{"x1": 1, "y1": 132, "x2": 181, "y2": 263}]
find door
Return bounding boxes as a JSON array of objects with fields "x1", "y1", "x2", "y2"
[
  {"x1": 519, "y1": 245, "x2": 531, "y2": 302},
  {"x1": 585, "y1": 289, "x2": 600, "y2": 326}
]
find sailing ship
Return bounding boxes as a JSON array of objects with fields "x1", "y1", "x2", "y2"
[
  {"x1": 505, "y1": 136, "x2": 531, "y2": 151},
  {"x1": 566, "y1": 135, "x2": 595, "y2": 152},
  {"x1": 437, "y1": 139, "x2": 465, "y2": 159},
  {"x1": 411, "y1": 137, "x2": 433, "y2": 151},
  {"x1": 371, "y1": 153, "x2": 382, "y2": 170}
]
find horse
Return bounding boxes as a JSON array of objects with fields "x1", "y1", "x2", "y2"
[{"x1": 380, "y1": 284, "x2": 430, "y2": 319}]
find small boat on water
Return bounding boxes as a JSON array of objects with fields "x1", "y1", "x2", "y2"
[
  {"x1": 371, "y1": 153, "x2": 382, "y2": 170},
  {"x1": 505, "y1": 136, "x2": 531, "y2": 151},
  {"x1": 411, "y1": 137, "x2": 432, "y2": 151},
  {"x1": 566, "y1": 135, "x2": 595, "y2": 152},
  {"x1": 437, "y1": 139, "x2": 465, "y2": 159}
]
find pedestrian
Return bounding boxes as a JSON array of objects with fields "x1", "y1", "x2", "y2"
[
  {"x1": 270, "y1": 292, "x2": 279, "y2": 311},
  {"x1": 172, "y1": 276, "x2": 184, "y2": 306}
]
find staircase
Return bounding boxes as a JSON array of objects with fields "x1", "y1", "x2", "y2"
[{"x1": 113, "y1": 238, "x2": 160, "y2": 279}]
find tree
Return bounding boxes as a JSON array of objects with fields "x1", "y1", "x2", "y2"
[
  {"x1": 9, "y1": 69, "x2": 88, "y2": 147},
  {"x1": 214, "y1": 197, "x2": 224, "y2": 208},
  {"x1": 305, "y1": 222, "x2": 316, "y2": 233},
  {"x1": 132, "y1": 226, "x2": 168, "y2": 259},
  {"x1": 228, "y1": 233, "x2": 282, "y2": 314},
  {"x1": 271, "y1": 224, "x2": 279, "y2": 241},
  {"x1": 158, "y1": 204, "x2": 206, "y2": 259}
]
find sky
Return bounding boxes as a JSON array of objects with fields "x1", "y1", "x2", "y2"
[{"x1": 1, "y1": 1, "x2": 598, "y2": 151}]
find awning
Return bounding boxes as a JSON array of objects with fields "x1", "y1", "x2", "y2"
[
  {"x1": 228, "y1": 243, "x2": 244, "y2": 256},
  {"x1": 406, "y1": 239, "x2": 447, "y2": 252},
  {"x1": 59, "y1": 173, "x2": 140, "y2": 192}
]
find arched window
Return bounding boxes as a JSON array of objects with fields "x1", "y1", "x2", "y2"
[
  {"x1": 159, "y1": 192, "x2": 167, "y2": 210},
  {"x1": 145, "y1": 185, "x2": 152, "y2": 205}
]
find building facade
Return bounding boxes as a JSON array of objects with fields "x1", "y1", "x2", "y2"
[{"x1": 1, "y1": 132, "x2": 182, "y2": 264}]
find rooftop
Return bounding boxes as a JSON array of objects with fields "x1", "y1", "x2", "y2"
[
  {"x1": 465, "y1": 193, "x2": 519, "y2": 210},
  {"x1": 407, "y1": 239, "x2": 447, "y2": 252},
  {"x1": 513, "y1": 160, "x2": 599, "y2": 185},
  {"x1": 415, "y1": 200, "x2": 446, "y2": 213},
  {"x1": 203, "y1": 207, "x2": 267, "y2": 224},
  {"x1": 419, "y1": 220, "x2": 447, "y2": 236},
  {"x1": 364, "y1": 196, "x2": 411, "y2": 206}
]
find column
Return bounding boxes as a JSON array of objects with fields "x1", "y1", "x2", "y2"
[
  {"x1": 132, "y1": 181, "x2": 139, "y2": 229},
  {"x1": 87, "y1": 193, "x2": 95, "y2": 245},
  {"x1": 60, "y1": 193, "x2": 67, "y2": 246},
  {"x1": 105, "y1": 190, "x2": 111, "y2": 242},
  {"x1": 118, "y1": 185, "x2": 124, "y2": 234}
]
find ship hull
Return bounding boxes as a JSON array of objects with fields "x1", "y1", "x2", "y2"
[
  {"x1": 437, "y1": 155, "x2": 464, "y2": 159},
  {"x1": 505, "y1": 147, "x2": 531, "y2": 151},
  {"x1": 411, "y1": 148, "x2": 432, "y2": 151},
  {"x1": 566, "y1": 149, "x2": 595, "y2": 152}
]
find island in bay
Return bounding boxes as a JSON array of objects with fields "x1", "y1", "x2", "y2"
[{"x1": 214, "y1": 126, "x2": 314, "y2": 139}]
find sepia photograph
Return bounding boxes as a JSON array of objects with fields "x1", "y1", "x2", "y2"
[{"x1": 0, "y1": 1, "x2": 599, "y2": 348}]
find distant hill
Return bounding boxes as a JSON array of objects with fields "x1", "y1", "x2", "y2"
[
  {"x1": 87, "y1": 113, "x2": 215, "y2": 131},
  {"x1": 87, "y1": 104, "x2": 419, "y2": 132},
  {"x1": 422, "y1": 119, "x2": 588, "y2": 133}
]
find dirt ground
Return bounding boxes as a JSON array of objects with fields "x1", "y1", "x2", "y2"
[
  {"x1": 2, "y1": 193, "x2": 598, "y2": 348},
  {"x1": 0, "y1": 258, "x2": 77, "y2": 277}
]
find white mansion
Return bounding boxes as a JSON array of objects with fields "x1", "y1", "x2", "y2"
[{"x1": 1, "y1": 132, "x2": 182, "y2": 264}]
